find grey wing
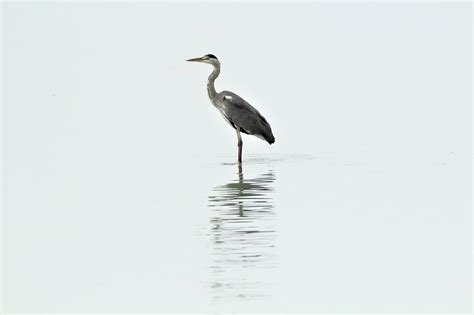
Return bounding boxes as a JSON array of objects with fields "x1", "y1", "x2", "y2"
[{"x1": 217, "y1": 91, "x2": 275, "y2": 144}]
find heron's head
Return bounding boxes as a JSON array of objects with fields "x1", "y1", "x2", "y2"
[{"x1": 186, "y1": 54, "x2": 219, "y2": 65}]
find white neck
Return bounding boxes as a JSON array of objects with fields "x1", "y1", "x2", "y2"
[{"x1": 207, "y1": 61, "x2": 220, "y2": 100}]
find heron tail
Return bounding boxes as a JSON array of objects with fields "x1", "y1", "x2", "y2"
[{"x1": 265, "y1": 133, "x2": 275, "y2": 145}]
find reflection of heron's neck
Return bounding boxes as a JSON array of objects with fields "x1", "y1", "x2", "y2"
[{"x1": 207, "y1": 62, "x2": 220, "y2": 100}]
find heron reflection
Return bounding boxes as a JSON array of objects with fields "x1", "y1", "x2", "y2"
[{"x1": 208, "y1": 164, "x2": 276, "y2": 302}]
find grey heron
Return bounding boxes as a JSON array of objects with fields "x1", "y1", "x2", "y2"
[{"x1": 187, "y1": 54, "x2": 275, "y2": 164}]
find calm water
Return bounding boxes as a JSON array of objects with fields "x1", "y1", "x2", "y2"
[{"x1": 3, "y1": 152, "x2": 471, "y2": 312}]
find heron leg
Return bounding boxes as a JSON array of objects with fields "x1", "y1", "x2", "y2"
[{"x1": 236, "y1": 127, "x2": 243, "y2": 164}]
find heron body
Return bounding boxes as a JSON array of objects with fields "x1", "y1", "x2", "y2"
[{"x1": 187, "y1": 54, "x2": 275, "y2": 164}]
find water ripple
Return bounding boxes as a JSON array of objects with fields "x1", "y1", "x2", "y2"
[{"x1": 208, "y1": 164, "x2": 277, "y2": 303}]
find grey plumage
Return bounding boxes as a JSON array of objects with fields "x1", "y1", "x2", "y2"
[
  {"x1": 217, "y1": 91, "x2": 275, "y2": 144},
  {"x1": 187, "y1": 54, "x2": 275, "y2": 164}
]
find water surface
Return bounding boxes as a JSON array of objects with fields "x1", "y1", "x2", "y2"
[{"x1": 208, "y1": 164, "x2": 276, "y2": 303}]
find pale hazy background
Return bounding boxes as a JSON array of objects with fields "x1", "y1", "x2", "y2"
[{"x1": 2, "y1": 1, "x2": 472, "y2": 313}]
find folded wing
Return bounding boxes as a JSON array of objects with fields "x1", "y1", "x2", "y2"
[{"x1": 218, "y1": 91, "x2": 275, "y2": 144}]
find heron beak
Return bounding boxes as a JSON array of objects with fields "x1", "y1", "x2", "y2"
[{"x1": 186, "y1": 57, "x2": 204, "y2": 62}]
